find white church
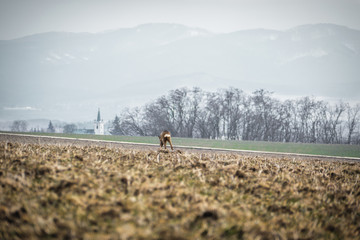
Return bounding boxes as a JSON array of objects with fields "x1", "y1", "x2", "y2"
[{"x1": 94, "y1": 108, "x2": 105, "y2": 135}]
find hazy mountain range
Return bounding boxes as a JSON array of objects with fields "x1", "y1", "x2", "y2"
[{"x1": 1, "y1": 23, "x2": 359, "y2": 122}]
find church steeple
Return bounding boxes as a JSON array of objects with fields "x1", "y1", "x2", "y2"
[
  {"x1": 94, "y1": 108, "x2": 104, "y2": 135},
  {"x1": 97, "y1": 108, "x2": 101, "y2": 122}
]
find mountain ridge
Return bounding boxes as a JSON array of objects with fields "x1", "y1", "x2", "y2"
[
  {"x1": 0, "y1": 23, "x2": 359, "y2": 121},
  {"x1": 3, "y1": 22, "x2": 359, "y2": 42}
]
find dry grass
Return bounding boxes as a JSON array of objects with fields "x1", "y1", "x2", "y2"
[{"x1": 0, "y1": 141, "x2": 360, "y2": 239}]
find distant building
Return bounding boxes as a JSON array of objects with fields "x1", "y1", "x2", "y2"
[{"x1": 94, "y1": 108, "x2": 105, "y2": 135}]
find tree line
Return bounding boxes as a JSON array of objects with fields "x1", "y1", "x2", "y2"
[
  {"x1": 11, "y1": 120, "x2": 57, "y2": 133},
  {"x1": 110, "y1": 87, "x2": 360, "y2": 144}
]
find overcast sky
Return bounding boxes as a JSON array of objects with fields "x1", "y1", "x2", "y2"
[{"x1": 1, "y1": 0, "x2": 360, "y2": 40}]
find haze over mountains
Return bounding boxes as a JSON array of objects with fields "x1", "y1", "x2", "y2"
[{"x1": 1, "y1": 23, "x2": 359, "y2": 122}]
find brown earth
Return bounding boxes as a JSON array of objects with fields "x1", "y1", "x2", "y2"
[
  {"x1": 1, "y1": 133, "x2": 360, "y2": 239},
  {"x1": 0, "y1": 133, "x2": 358, "y2": 162}
]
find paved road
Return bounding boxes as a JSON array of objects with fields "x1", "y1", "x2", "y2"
[{"x1": 1, "y1": 132, "x2": 359, "y2": 162}]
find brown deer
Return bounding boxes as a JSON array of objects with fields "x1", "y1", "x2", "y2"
[{"x1": 158, "y1": 130, "x2": 174, "y2": 150}]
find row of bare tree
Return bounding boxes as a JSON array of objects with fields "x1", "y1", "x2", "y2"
[{"x1": 111, "y1": 87, "x2": 360, "y2": 144}]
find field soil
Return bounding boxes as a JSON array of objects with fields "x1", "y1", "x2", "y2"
[
  {"x1": 1, "y1": 133, "x2": 359, "y2": 162},
  {"x1": 1, "y1": 133, "x2": 360, "y2": 239}
]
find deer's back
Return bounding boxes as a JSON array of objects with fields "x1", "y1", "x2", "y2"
[{"x1": 160, "y1": 130, "x2": 171, "y2": 139}]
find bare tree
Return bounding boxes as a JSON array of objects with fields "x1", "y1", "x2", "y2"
[
  {"x1": 114, "y1": 87, "x2": 359, "y2": 144},
  {"x1": 184, "y1": 87, "x2": 203, "y2": 138},
  {"x1": 249, "y1": 89, "x2": 278, "y2": 141},
  {"x1": 277, "y1": 100, "x2": 293, "y2": 142},
  {"x1": 330, "y1": 102, "x2": 346, "y2": 143},
  {"x1": 11, "y1": 120, "x2": 28, "y2": 132},
  {"x1": 294, "y1": 97, "x2": 322, "y2": 143},
  {"x1": 63, "y1": 124, "x2": 77, "y2": 134},
  {"x1": 220, "y1": 88, "x2": 244, "y2": 140},
  {"x1": 346, "y1": 104, "x2": 360, "y2": 144},
  {"x1": 169, "y1": 88, "x2": 188, "y2": 136},
  {"x1": 204, "y1": 91, "x2": 222, "y2": 139},
  {"x1": 121, "y1": 108, "x2": 146, "y2": 136},
  {"x1": 196, "y1": 110, "x2": 212, "y2": 138},
  {"x1": 143, "y1": 97, "x2": 175, "y2": 136}
]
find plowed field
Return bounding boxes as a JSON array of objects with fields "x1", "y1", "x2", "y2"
[{"x1": 1, "y1": 134, "x2": 360, "y2": 239}]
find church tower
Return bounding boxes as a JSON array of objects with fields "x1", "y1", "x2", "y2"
[{"x1": 94, "y1": 108, "x2": 104, "y2": 135}]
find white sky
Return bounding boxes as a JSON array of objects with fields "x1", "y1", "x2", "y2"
[{"x1": 1, "y1": 0, "x2": 360, "y2": 40}]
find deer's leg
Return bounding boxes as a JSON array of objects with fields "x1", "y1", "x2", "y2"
[{"x1": 169, "y1": 138, "x2": 174, "y2": 150}]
